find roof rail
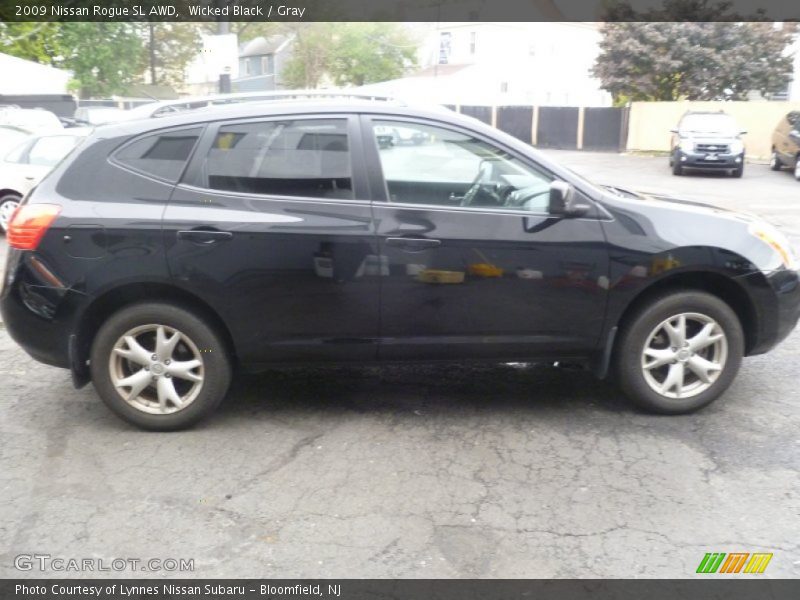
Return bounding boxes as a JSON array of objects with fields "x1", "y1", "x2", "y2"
[{"x1": 134, "y1": 90, "x2": 402, "y2": 119}]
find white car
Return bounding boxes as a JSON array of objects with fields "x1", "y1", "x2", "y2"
[
  {"x1": 0, "y1": 128, "x2": 91, "y2": 232},
  {"x1": 0, "y1": 107, "x2": 63, "y2": 133}
]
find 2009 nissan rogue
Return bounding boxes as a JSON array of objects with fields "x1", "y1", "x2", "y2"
[{"x1": 2, "y1": 100, "x2": 798, "y2": 430}]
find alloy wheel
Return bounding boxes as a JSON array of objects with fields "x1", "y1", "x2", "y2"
[
  {"x1": 640, "y1": 312, "x2": 728, "y2": 399},
  {"x1": 0, "y1": 198, "x2": 20, "y2": 232},
  {"x1": 795, "y1": 161, "x2": 800, "y2": 180},
  {"x1": 109, "y1": 324, "x2": 205, "y2": 414}
]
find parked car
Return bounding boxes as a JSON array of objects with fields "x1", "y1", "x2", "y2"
[
  {"x1": 0, "y1": 128, "x2": 90, "y2": 232},
  {"x1": 0, "y1": 124, "x2": 33, "y2": 157},
  {"x1": 74, "y1": 106, "x2": 128, "y2": 126},
  {"x1": 0, "y1": 106, "x2": 63, "y2": 134},
  {"x1": 669, "y1": 111, "x2": 746, "y2": 177},
  {"x1": 1, "y1": 101, "x2": 798, "y2": 430},
  {"x1": 769, "y1": 110, "x2": 800, "y2": 180}
]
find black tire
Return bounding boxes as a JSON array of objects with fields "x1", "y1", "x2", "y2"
[
  {"x1": 0, "y1": 192, "x2": 22, "y2": 234},
  {"x1": 615, "y1": 291, "x2": 744, "y2": 414},
  {"x1": 90, "y1": 302, "x2": 232, "y2": 430},
  {"x1": 769, "y1": 150, "x2": 782, "y2": 171},
  {"x1": 672, "y1": 160, "x2": 683, "y2": 176},
  {"x1": 732, "y1": 164, "x2": 743, "y2": 178}
]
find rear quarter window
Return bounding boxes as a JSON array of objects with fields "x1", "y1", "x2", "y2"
[{"x1": 113, "y1": 127, "x2": 202, "y2": 182}]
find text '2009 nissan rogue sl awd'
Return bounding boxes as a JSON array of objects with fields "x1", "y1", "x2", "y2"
[{"x1": 1, "y1": 99, "x2": 798, "y2": 430}]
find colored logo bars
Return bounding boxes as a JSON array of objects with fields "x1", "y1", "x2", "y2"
[{"x1": 696, "y1": 552, "x2": 773, "y2": 574}]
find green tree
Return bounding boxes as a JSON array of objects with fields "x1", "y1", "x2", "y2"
[
  {"x1": 0, "y1": 23, "x2": 65, "y2": 66},
  {"x1": 58, "y1": 23, "x2": 145, "y2": 98},
  {"x1": 140, "y1": 23, "x2": 203, "y2": 88},
  {"x1": 281, "y1": 22, "x2": 417, "y2": 89},
  {"x1": 592, "y1": 22, "x2": 794, "y2": 102},
  {"x1": 329, "y1": 23, "x2": 417, "y2": 87}
]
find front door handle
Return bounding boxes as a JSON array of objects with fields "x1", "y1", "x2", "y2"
[
  {"x1": 385, "y1": 237, "x2": 441, "y2": 251},
  {"x1": 177, "y1": 229, "x2": 233, "y2": 244}
]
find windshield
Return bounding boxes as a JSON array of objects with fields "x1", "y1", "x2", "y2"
[{"x1": 679, "y1": 114, "x2": 739, "y2": 136}]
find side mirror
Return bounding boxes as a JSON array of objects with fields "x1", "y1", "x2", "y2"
[{"x1": 548, "y1": 181, "x2": 590, "y2": 217}]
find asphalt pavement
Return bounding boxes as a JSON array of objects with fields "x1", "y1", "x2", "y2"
[{"x1": 1, "y1": 153, "x2": 798, "y2": 578}]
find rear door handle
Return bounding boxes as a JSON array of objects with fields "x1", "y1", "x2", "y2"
[
  {"x1": 385, "y1": 237, "x2": 441, "y2": 251},
  {"x1": 177, "y1": 229, "x2": 233, "y2": 244}
]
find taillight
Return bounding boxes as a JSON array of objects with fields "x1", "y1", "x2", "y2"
[{"x1": 7, "y1": 204, "x2": 62, "y2": 250}]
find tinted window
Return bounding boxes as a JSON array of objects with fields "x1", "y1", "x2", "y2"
[
  {"x1": 115, "y1": 127, "x2": 201, "y2": 181},
  {"x1": 204, "y1": 119, "x2": 353, "y2": 199},
  {"x1": 372, "y1": 120, "x2": 553, "y2": 212}
]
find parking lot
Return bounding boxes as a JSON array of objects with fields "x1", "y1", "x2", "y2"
[{"x1": 1, "y1": 152, "x2": 798, "y2": 578}]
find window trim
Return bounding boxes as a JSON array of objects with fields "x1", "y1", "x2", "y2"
[
  {"x1": 361, "y1": 114, "x2": 593, "y2": 218},
  {"x1": 109, "y1": 124, "x2": 206, "y2": 185},
  {"x1": 180, "y1": 113, "x2": 370, "y2": 203}
]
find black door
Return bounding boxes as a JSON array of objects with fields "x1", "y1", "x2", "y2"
[
  {"x1": 363, "y1": 116, "x2": 609, "y2": 361},
  {"x1": 163, "y1": 115, "x2": 380, "y2": 366}
]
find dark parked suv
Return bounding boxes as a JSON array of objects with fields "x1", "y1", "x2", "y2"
[
  {"x1": 2, "y1": 100, "x2": 798, "y2": 429},
  {"x1": 669, "y1": 111, "x2": 747, "y2": 177}
]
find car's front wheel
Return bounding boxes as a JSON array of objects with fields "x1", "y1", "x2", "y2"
[
  {"x1": 615, "y1": 291, "x2": 743, "y2": 414},
  {"x1": 0, "y1": 193, "x2": 21, "y2": 233},
  {"x1": 90, "y1": 302, "x2": 232, "y2": 430},
  {"x1": 794, "y1": 158, "x2": 800, "y2": 181},
  {"x1": 769, "y1": 150, "x2": 783, "y2": 171}
]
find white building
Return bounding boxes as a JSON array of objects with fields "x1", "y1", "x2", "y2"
[
  {"x1": 357, "y1": 22, "x2": 611, "y2": 107},
  {"x1": 183, "y1": 34, "x2": 240, "y2": 96}
]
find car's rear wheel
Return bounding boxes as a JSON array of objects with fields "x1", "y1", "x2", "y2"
[
  {"x1": 90, "y1": 302, "x2": 232, "y2": 430},
  {"x1": 616, "y1": 291, "x2": 743, "y2": 414},
  {"x1": 794, "y1": 158, "x2": 800, "y2": 181},
  {"x1": 0, "y1": 193, "x2": 21, "y2": 233},
  {"x1": 769, "y1": 150, "x2": 783, "y2": 171}
]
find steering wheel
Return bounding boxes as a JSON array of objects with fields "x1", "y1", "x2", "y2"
[{"x1": 460, "y1": 162, "x2": 492, "y2": 207}]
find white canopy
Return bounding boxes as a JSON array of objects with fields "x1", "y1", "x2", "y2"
[{"x1": 0, "y1": 53, "x2": 71, "y2": 94}]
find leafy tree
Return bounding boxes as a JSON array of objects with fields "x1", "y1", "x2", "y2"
[
  {"x1": 592, "y1": 22, "x2": 794, "y2": 102},
  {"x1": 139, "y1": 23, "x2": 203, "y2": 88},
  {"x1": 281, "y1": 23, "x2": 417, "y2": 89},
  {"x1": 329, "y1": 23, "x2": 417, "y2": 87},
  {"x1": 280, "y1": 23, "x2": 338, "y2": 89},
  {"x1": 0, "y1": 23, "x2": 65, "y2": 66}
]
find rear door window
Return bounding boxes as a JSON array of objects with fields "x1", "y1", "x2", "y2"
[
  {"x1": 201, "y1": 119, "x2": 353, "y2": 199},
  {"x1": 114, "y1": 127, "x2": 202, "y2": 182}
]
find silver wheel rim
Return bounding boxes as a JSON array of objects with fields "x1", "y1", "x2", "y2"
[
  {"x1": 0, "y1": 199, "x2": 19, "y2": 231},
  {"x1": 109, "y1": 324, "x2": 205, "y2": 415},
  {"x1": 641, "y1": 312, "x2": 728, "y2": 399},
  {"x1": 770, "y1": 152, "x2": 778, "y2": 168},
  {"x1": 795, "y1": 162, "x2": 800, "y2": 179}
]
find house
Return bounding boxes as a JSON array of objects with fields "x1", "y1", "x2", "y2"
[
  {"x1": 356, "y1": 23, "x2": 611, "y2": 107},
  {"x1": 232, "y1": 35, "x2": 295, "y2": 92}
]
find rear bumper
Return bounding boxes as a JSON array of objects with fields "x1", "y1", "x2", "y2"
[{"x1": 0, "y1": 249, "x2": 84, "y2": 369}]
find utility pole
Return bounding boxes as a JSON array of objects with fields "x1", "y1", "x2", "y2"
[
  {"x1": 217, "y1": 3, "x2": 231, "y2": 93},
  {"x1": 148, "y1": 22, "x2": 157, "y2": 85}
]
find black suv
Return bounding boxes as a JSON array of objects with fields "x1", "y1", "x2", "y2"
[
  {"x1": 2, "y1": 101, "x2": 798, "y2": 430},
  {"x1": 669, "y1": 111, "x2": 747, "y2": 177}
]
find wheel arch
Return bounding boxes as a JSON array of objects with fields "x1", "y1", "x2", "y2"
[
  {"x1": 74, "y1": 282, "x2": 238, "y2": 381},
  {"x1": 612, "y1": 270, "x2": 758, "y2": 357},
  {"x1": 0, "y1": 188, "x2": 22, "y2": 199}
]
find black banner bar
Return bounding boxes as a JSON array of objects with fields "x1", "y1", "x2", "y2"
[
  {"x1": 1, "y1": 0, "x2": 800, "y2": 22},
  {"x1": 2, "y1": 579, "x2": 800, "y2": 600}
]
